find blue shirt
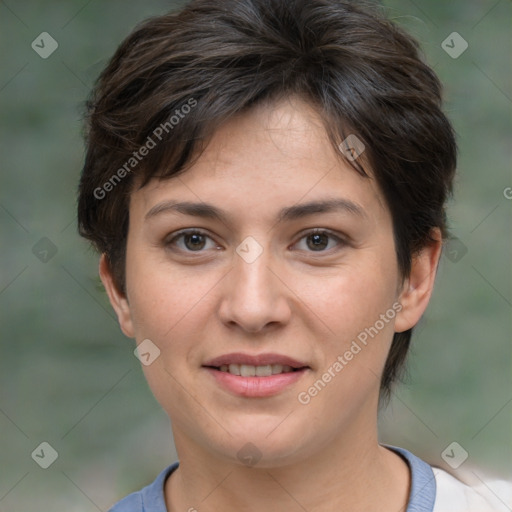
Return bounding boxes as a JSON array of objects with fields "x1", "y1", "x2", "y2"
[{"x1": 108, "y1": 446, "x2": 437, "y2": 511}]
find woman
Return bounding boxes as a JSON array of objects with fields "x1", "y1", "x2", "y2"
[{"x1": 77, "y1": 0, "x2": 511, "y2": 510}]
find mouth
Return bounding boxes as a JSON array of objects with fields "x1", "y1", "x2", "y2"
[{"x1": 202, "y1": 353, "x2": 310, "y2": 397}]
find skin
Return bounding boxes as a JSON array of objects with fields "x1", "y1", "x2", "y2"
[{"x1": 100, "y1": 96, "x2": 442, "y2": 511}]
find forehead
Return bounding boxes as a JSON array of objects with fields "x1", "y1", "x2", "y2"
[{"x1": 131, "y1": 97, "x2": 389, "y2": 225}]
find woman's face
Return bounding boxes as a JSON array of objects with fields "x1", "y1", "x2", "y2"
[{"x1": 102, "y1": 97, "x2": 429, "y2": 467}]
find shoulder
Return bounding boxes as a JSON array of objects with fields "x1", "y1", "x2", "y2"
[
  {"x1": 107, "y1": 462, "x2": 179, "y2": 512},
  {"x1": 386, "y1": 445, "x2": 512, "y2": 512},
  {"x1": 433, "y1": 467, "x2": 512, "y2": 512}
]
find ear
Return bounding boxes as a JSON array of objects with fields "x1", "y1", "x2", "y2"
[
  {"x1": 394, "y1": 228, "x2": 443, "y2": 333},
  {"x1": 99, "y1": 254, "x2": 135, "y2": 338}
]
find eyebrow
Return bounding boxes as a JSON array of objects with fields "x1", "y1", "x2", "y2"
[{"x1": 145, "y1": 198, "x2": 367, "y2": 224}]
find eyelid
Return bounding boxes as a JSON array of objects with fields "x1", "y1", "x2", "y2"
[
  {"x1": 166, "y1": 227, "x2": 212, "y2": 240},
  {"x1": 295, "y1": 227, "x2": 346, "y2": 241}
]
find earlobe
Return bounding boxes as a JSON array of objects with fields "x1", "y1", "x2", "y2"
[
  {"x1": 394, "y1": 229, "x2": 443, "y2": 333},
  {"x1": 99, "y1": 254, "x2": 135, "y2": 338}
]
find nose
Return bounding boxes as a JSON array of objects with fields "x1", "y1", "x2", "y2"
[{"x1": 218, "y1": 244, "x2": 292, "y2": 333}]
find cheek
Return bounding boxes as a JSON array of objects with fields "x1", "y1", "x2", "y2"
[
  {"x1": 297, "y1": 257, "x2": 400, "y2": 400},
  {"x1": 125, "y1": 252, "x2": 218, "y2": 351},
  {"x1": 125, "y1": 257, "x2": 215, "y2": 409},
  {"x1": 294, "y1": 263, "x2": 399, "y2": 418},
  {"x1": 299, "y1": 257, "x2": 399, "y2": 339}
]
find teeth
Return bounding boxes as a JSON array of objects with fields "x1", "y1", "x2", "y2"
[
  {"x1": 240, "y1": 364, "x2": 256, "y2": 377},
  {"x1": 218, "y1": 364, "x2": 298, "y2": 376},
  {"x1": 256, "y1": 365, "x2": 272, "y2": 377},
  {"x1": 228, "y1": 364, "x2": 241, "y2": 375},
  {"x1": 271, "y1": 364, "x2": 283, "y2": 374}
]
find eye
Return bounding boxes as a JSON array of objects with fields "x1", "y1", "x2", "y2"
[
  {"x1": 294, "y1": 229, "x2": 346, "y2": 253},
  {"x1": 165, "y1": 229, "x2": 219, "y2": 252},
  {"x1": 165, "y1": 228, "x2": 346, "y2": 255}
]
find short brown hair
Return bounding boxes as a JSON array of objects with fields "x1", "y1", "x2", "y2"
[{"x1": 77, "y1": 0, "x2": 457, "y2": 400}]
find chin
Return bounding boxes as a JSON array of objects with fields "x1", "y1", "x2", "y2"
[{"x1": 212, "y1": 427, "x2": 309, "y2": 469}]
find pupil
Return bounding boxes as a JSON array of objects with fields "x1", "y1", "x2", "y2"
[
  {"x1": 186, "y1": 233, "x2": 205, "y2": 250},
  {"x1": 308, "y1": 233, "x2": 328, "y2": 250}
]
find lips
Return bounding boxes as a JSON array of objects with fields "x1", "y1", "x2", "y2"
[{"x1": 202, "y1": 353, "x2": 311, "y2": 398}]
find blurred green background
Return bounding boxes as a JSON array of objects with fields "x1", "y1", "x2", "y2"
[{"x1": 1, "y1": 0, "x2": 510, "y2": 510}]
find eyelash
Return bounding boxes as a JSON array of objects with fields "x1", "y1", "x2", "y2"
[{"x1": 165, "y1": 228, "x2": 347, "y2": 255}]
